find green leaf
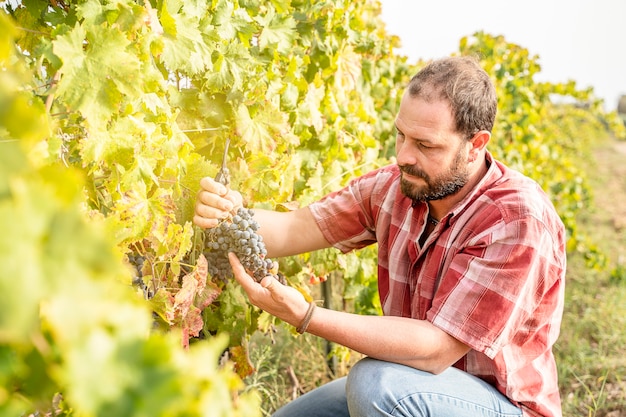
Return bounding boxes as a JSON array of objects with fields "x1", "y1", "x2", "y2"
[
  {"x1": 203, "y1": 42, "x2": 251, "y2": 90},
  {"x1": 294, "y1": 79, "x2": 325, "y2": 134},
  {"x1": 53, "y1": 23, "x2": 142, "y2": 124},
  {"x1": 257, "y1": 7, "x2": 297, "y2": 54},
  {"x1": 159, "y1": 1, "x2": 214, "y2": 74},
  {"x1": 234, "y1": 103, "x2": 278, "y2": 155},
  {"x1": 0, "y1": 14, "x2": 18, "y2": 61},
  {"x1": 107, "y1": 184, "x2": 175, "y2": 245}
]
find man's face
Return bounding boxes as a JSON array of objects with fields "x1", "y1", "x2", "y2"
[
  {"x1": 398, "y1": 144, "x2": 469, "y2": 202},
  {"x1": 394, "y1": 94, "x2": 471, "y2": 202}
]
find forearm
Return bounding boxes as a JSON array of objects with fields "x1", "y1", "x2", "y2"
[
  {"x1": 306, "y1": 308, "x2": 470, "y2": 374},
  {"x1": 253, "y1": 207, "x2": 331, "y2": 257},
  {"x1": 194, "y1": 177, "x2": 331, "y2": 257},
  {"x1": 228, "y1": 253, "x2": 470, "y2": 374}
]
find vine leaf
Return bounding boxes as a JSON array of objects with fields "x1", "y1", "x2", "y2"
[
  {"x1": 193, "y1": 255, "x2": 222, "y2": 310},
  {"x1": 212, "y1": 2, "x2": 255, "y2": 42},
  {"x1": 257, "y1": 7, "x2": 297, "y2": 54},
  {"x1": 230, "y1": 345, "x2": 254, "y2": 378},
  {"x1": 109, "y1": 185, "x2": 176, "y2": 245},
  {"x1": 165, "y1": 254, "x2": 221, "y2": 348},
  {"x1": 300, "y1": 82, "x2": 325, "y2": 133},
  {"x1": 52, "y1": 23, "x2": 142, "y2": 124},
  {"x1": 205, "y1": 42, "x2": 251, "y2": 90},
  {"x1": 334, "y1": 45, "x2": 362, "y2": 100},
  {"x1": 235, "y1": 103, "x2": 280, "y2": 154},
  {"x1": 159, "y1": 2, "x2": 213, "y2": 74}
]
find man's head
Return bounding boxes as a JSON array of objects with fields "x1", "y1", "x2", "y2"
[
  {"x1": 407, "y1": 56, "x2": 497, "y2": 140},
  {"x1": 395, "y1": 56, "x2": 496, "y2": 203}
]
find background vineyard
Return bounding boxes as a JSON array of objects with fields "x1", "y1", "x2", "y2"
[{"x1": 1, "y1": 0, "x2": 625, "y2": 416}]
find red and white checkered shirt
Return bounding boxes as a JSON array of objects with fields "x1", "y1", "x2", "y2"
[{"x1": 309, "y1": 153, "x2": 565, "y2": 417}]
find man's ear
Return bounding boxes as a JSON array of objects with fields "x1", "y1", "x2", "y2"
[{"x1": 468, "y1": 130, "x2": 491, "y2": 161}]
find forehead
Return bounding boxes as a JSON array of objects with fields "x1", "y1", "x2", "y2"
[{"x1": 395, "y1": 93, "x2": 457, "y2": 141}]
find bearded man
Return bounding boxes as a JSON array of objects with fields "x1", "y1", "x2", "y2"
[{"x1": 194, "y1": 56, "x2": 565, "y2": 417}]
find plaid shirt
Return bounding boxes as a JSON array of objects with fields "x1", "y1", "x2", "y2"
[{"x1": 309, "y1": 153, "x2": 565, "y2": 417}]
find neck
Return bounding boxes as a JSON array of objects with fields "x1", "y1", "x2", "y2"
[{"x1": 428, "y1": 155, "x2": 489, "y2": 220}]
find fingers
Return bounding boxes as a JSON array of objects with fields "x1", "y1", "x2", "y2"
[
  {"x1": 193, "y1": 177, "x2": 243, "y2": 229},
  {"x1": 192, "y1": 213, "x2": 220, "y2": 229},
  {"x1": 197, "y1": 177, "x2": 234, "y2": 211},
  {"x1": 228, "y1": 253, "x2": 277, "y2": 302},
  {"x1": 260, "y1": 275, "x2": 276, "y2": 289},
  {"x1": 228, "y1": 252, "x2": 241, "y2": 269},
  {"x1": 228, "y1": 253, "x2": 308, "y2": 327},
  {"x1": 228, "y1": 252, "x2": 261, "y2": 292},
  {"x1": 199, "y1": 176, "x2": 229, "y2": 196},
  {"x1": 193, "y1": 192, "x2": 232, "y2": 228}
]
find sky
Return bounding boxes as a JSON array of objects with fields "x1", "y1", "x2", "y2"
[{"x1": 379, "y1": 0, "x2": 626, "y2": 111}]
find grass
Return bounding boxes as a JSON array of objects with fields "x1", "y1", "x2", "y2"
[
  {"x1": 554, "y1": 136, "x2": 626, "y2": 417},
  {"x1": 244, "y1": 136, "x2": 626, "y2": 417},
  {"x1": 556, "y1": 254, "x2": 626, "y2": 416}
]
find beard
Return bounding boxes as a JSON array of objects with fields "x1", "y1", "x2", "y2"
[{"x1": 399, "y1": 149, "x2": 470, "y2": 202}]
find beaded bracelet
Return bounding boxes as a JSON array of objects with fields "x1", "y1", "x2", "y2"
[{"x1": 296, "y1": 301, "x2": 316, "y2": 334}]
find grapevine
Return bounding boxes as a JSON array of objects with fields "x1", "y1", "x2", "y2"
[
  {"x1": 4, "y1": 0, "x2": 624, "y2": 413},
  {"x1": 204, "y1": 208, "x2": 286, "y2": 285}
]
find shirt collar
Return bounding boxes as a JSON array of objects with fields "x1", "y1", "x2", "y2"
[{"x1": 443, "y1": 151, "x2": 503, "y2": 224}]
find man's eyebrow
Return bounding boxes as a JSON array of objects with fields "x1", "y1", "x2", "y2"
[{"x1": 394, "y1": 124, "x2": 435, "y2": 144}]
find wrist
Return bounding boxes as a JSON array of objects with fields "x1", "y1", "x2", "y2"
[{"x1": 296, "y1": 301, "x2": 316, "y2": 334}]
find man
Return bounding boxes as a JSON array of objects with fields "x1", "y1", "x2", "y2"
[{"x1": 194, "y1": 56, "x2": 565, "y2": 417}]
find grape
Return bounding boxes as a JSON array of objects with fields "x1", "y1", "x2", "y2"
[
  {"x1": 128, "y1": 253, "x2": 154, "y2": 299},
  {"x1": 204, "y1": 207, "x2": 286, "y2": 285}
]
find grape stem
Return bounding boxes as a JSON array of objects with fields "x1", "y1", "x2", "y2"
[{"x1": 214, "y1": 137, "x2": 231, "y2": 187}]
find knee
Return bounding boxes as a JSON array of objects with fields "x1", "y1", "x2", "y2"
[
  {"x1": 346, "y1": 358, "x2": 439, "y2": 417},
  {"x1": 345, "y1": 358, "x2": 406, "y2": 416},
  {"x1": 346, "y1": 357, "x2": 383, "y2": 392}
]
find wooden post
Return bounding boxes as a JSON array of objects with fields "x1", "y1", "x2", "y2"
[{"x1": 322, "y1": 273, "x2": 338, "y2": 377}]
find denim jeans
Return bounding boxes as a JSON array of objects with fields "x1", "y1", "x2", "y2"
[{"x1": 273, "y1": 357, "x2": 523, "y2": 417}]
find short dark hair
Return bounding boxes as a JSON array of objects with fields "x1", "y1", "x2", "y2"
[{"x1": 407, "y1": 56, "x2": 497, "y2": 139}]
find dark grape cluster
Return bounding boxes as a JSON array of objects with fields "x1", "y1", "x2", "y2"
[
  {"x1": 128, "y1": 253, "x2": 154, "y2": 299},
  {"x1": 204, "y1": 207, "x2": 285, "y2": 285}
]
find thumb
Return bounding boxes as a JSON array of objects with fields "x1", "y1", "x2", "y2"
[
  {"x1": 228, "y1": 251, "x2": 244, "y2": 274},
  {"x1": 260, "y1": 275, "x2": 276, "y2": 290},
  {"x1": 228, "y1": 252, "x2": 255, "y2": 291}
]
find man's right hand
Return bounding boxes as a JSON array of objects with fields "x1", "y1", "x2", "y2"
[{"x1": 193, "y1": 177, "x2": 244, "y2": 229}]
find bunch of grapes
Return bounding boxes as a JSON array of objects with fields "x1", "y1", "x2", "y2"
[
  {"x1": 204, "y1": 207, "x2": 286, "y2": 285},
  {"x1": 128, "y1": 253, "x2": 154, "y2": 299}
]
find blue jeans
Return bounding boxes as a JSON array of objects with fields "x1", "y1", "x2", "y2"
[{"x1": 273, "y1": 357, "x2": 523, "y2": 417}]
